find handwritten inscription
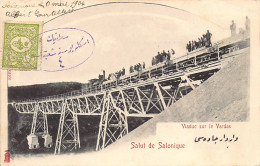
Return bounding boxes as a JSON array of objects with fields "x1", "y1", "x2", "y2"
[
  {"x1": 46, "y1": 32, "x2": 69, "y2": 44},
  {"x1": 43, "y1": 36, "x2": 88, "y2": 58},
  {"x1": 43, "y1": 35, "x2": 88, "y2": 68},
  {"x1": 2, "y1": 0, "x2": 85, "y2": 18},
  {"x1": 2, "y1": 1, "x2": 84, "y2": 8},
  {"x1": 36, "y1": 28, "x2": 94, "y2": 72}
]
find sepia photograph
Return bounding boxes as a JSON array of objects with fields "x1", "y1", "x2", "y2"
[{"x1": 0, "y1": 0, "x2": 259, "y2": 165}]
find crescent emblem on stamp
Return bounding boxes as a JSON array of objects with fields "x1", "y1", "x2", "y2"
[{"x1": 10, "y1": 36, "x2": 31, "y2": 52}]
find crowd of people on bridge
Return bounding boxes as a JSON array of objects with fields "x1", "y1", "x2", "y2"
[
  {"x1": 93, "y1": 17, "x2": 251, "y2": 85},
  {"x1": 152, "y1": 49, "x2": 175, "y2": 66},
  {"x1": 129, "y1": 62, "x2": 145, "y2": 73},
  {"x1": 186, "y1": 30, "x2": 212, "y2": 52},
  {"x1": 107, "y1": 67, "x2": 126, "y2": 80}
]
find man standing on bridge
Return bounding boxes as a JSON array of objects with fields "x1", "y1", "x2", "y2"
[
  {"x1": 198, "y1": 37, "x2": 202, "y2": 48},
  {"x1": 162, "y1": 50, "x2": 167, "y2": 62},
  {"x1": 206, "y1": 30, "x2": 212, "y2": 47},
  {"x1": 157, "y1": 52, "x2": 162, "y2": 63},
  {"x1": 230, "y1": 20, "x2": 236, "y2": 36},
  {"x1": 129, "y1": 65, "x2": 134, "y2": 73},
  {"x1": 122, "y1": 67, "x2": 125, "y2": 76},
  {"x1": 152, "y1": 57, "x2": 155, "y2": 65},
  {"x1": 167, "y1": 50, "x2": 171, "y2": 60},
  {"x1": 245, "y1": 16, "x2": 250, "y2": 34},
  {"x1": 188, "y1": 41, "x2": 191, "y2": 52}
]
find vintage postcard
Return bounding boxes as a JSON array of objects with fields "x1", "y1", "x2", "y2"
[{"x1": 0, "y1": 0, "x2": 259, "y2": 165}]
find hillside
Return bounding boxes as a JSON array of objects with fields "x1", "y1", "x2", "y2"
[
  {"x1": 8, "y1": 82, "x2": 83, "y2": 102},
  {"x1": 107, "y1": 50, "x2": 249, "y2": 148}
]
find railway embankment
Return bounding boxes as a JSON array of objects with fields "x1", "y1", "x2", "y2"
[{"x1": 107, "y1": 49, "x2": 249, "y2": 148}]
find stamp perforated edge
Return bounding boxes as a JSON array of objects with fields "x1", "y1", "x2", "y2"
[{"x1": 0, "y1": 21, "x2": 43, "y2": 71}]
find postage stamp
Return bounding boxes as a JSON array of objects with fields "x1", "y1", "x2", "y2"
[{"x1": 1, "y1": 22, "x2": 43, "y2": 70}]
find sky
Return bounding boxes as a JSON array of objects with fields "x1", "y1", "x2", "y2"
[{"x1": 8, "y1": 2, "x2": 251, "y2": 86}]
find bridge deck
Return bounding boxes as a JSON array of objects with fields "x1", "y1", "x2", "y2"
[{"x1": 10, "y1": 33, "x2": 250, "y2": 118}]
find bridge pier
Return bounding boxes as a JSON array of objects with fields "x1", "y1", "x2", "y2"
[
  {"x1": 27, "y1": 102, "x2": 53, "y2": 149},
  {"x1": 96, "y1": 92, "x2": 128, "y2": 151},
  {"x1": 54, "y1": 99, "x2": 80, "y2": 154}
]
